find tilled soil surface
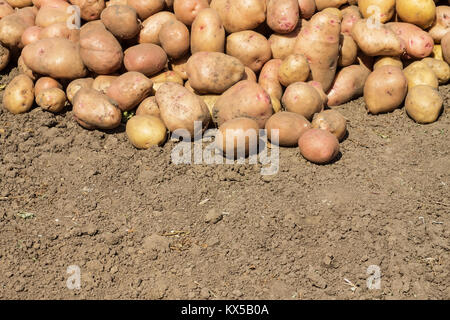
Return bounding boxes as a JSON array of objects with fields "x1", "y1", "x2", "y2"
[{"x1": 0, "y1": 68, "x2": 449, "y2": 300}]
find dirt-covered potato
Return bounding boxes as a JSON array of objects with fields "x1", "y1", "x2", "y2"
[
  {"x1": 150, "y1": 70, "x2": 184, "y2": 92},
  {"x1": 21, "y1": 26, "x2": 41, "y2": 46},
  {"x1": 405, "y1": 85, "x2": 443, "y2": 124},
  {"x1": 73, "y1": 88, "x2": 122, "y2": 130},
  {"x1": 101, "y1": 5, "x2": 140, "y2": 40},
  {"x1": 403, "y1": 61, "x2": 439, "y2": 90},
  {"x1": 66, "y1": 78, "x2": 94, "y2": 104},
  {"x1": 107, "y1": 72, "x2": 153, "y2": 111},
  {"x1": 298, "y1": 128, "x2": 340, "y2": 164},
  {"x1": 124, "y1": 43, "x2": 167, "y2": 76},
  {"x1": 191, "y1": 8, "x2": 225, "y2": 54},
  {"x1": 0, "y1": 44, "x2": 10, "y2": 71},
  {"x1": 0, "y1": 9, "x2": 35, "y2": 48},
  {"x1": 278, "y1": 54, "x2": 310, "y2": 87},
  {"x1": 156, "y1": 82, "x2": 211, "y2": 136},
  {"x1": 258, "y1": 59, "x2": 283, "y2": 100},
  {"x1": 79, "y1": 26, "x2": 123, "y2": 75},
  {"x1": 210, "y1": 0, "x2": 266, "y2": 33},
  {"x1": 136, "y1": 96, "x2": 160, "y2": 118},
  {"x1": 364, "y1": 65, "x2": 408, "y2": 114},
  {"x1": 373, "y1": 56, "x2": 403, "y2": 70},
  {"x1": 268, "y1": 26, "x2": 301, "y2": 59},
  {"x1": 396, "y1": 0, "x2": 436, "y2": 29},
  {"x1": 311, "y1": 109, "x2": 347, "y2": 141},
  {"x1": 92, "y1": 75, "x2": 117, "y2": 94},
  {"x1": 35, "y1": 87, "x2": 66, "y2": 113},
  {"x1": 265, "y1": 111, "x2": 311, "y2": 147},
  {"x1": 22, "y1": 38, "x2": 87, "y2": 79},
  {"x1": 173, "y1": 0, "x2": 209, "y2": 26},
  {"x1": 170, "y1": 54, "x2": 189, "y2": 80},
  {"x1": 429, "y1": 6, "x2": 450, "y2": 44},
  {"x1": 128, "y1": 0, "x2": 164, "y2": 20},
  {"x1": 139, "y1": 11, "x2": 177, "y2": 45},
  {"x1": 422, "y1": 57, "x2": 450, "y2": 84},
  {"x1": 226, "y1": 30, "x2": 271, "y2": 72},
  {"x1": 387, "y1": 22, "x2": 433, "y2": 59},
  {"x1": 216, "y1": 117, "x2": 260, "y2": 158},
  {"x1": 35, "y1": 77, "x2": 62, "y2": 96},
  {"x1": 70, "y1": 0, "x2": 105, "y2": 21},
  {"x1": 266, "y1": 0, "x2": 299, "y2": 34},
  {"x1": 281, "y1": 82, "x2": 323, "y2": 120},
  {"x1": 126, "y1": 115, "x2": 167, "y2": 149},
  {"x1": 338, "y1": 34, "x2": 357, "y2": 67},
  {"x1": 440, "y1": 32, "x2": 450, "y2": 64},
  {"x1": 186, "y1": 51, "x2": 245, "y2": 94},
  {"x1": 327, "y1": 65, "x2": 370, "y2": 107},
  {"x1": 3, "y1": 74, "x2": 34, "y2": 114},
  {"x1": 159, "y1": 20, "x2": 190, "y2": 59},
  {"x1": 358, "y1": 0, "x2": 395, "y2": 24},
  {"x1": 213, "y1": 80, "x2": 273, "y2": 128}
]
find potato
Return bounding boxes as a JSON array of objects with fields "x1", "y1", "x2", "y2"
[
  {"x1": 126, "y1": 115, "x2": 167, "y2": 149},
  {"x1": 358, "y1": 0, "x2": 395, "y2": 24},
  {"x1": 66, "y1": 78, "x2": 94, "y2": 103},
  {"x1": 364, "y1": 65, "x2": 408, "y2": 114},
  {"x1": 258, "y1": 59, "x2": 283, "y2": 100},
  {"x1": 307, "y1": 80, "x2": 328, "y2": 107},
  {"x1": 79, "y1": 27, "x2": 123, "y2": 75},
  {"x1": 39, "y1": 22, "x2": 80, "y2": 42},
  {"x1": 21, "y1": 26, "x2": 41, "y2": 46},
  {"x1": 173, "y1": 0, "x2": 209, "y2": 26},
  {"x1": 281, "y1": 82, "x2": 323, "y2": 120},
  {"x1": 0, "y1": 10, "x2": 35, "y2": 48},
  {"x1": 17, "y1": 54, "x2": 38, "y2": 80},
  {"x1": 35, "y1": 5, "x2": 71, "y2": 28},
  {"x1": 327, "y1": 65, "x2": 371, "y2": 107},
  {"x1": 265, "y1": 111, "x2": 311, "y2": 147},
  {"x1": 92, "y1": 75, "x2": 117, "y2": 94},
  {"x1": 150, "y1": 70, "x2": 184, "y2": 92},
  {"x1": 124, "y1": 43, "x2": 167, "y2": 76},
  {"x1": 159, "y1": 20, "x2": 190, "y2": 59},
  {"x1": 216, "y1": 117, "x2": 260, "y2": 158},
  {"x1": 35, "y1": 87, "x2": 66, "y2": 113},
  {"x1": 429, "y1": 6, "x2": 450, "y2": 44},
  {"x1": 338, "y1": 34, "x2": 357, "y2": 67},
  {"x1": 170, "y1": 54, "x2": 189, "y2": 80},
  {"x1": 314, "y1": 0, "x2": 346, "y2": 11},
  {"x1": 136, "y1": 96, "x2": 160, "y2": 117},
  {"x1": 73, "y1": 88, "x2": 122, "y2": 130},
  {"x1": 442, "y1": 32, "x2": 450, "y2": 64},
  {"x1": 374, "y1": 56, "x2": 403, "y2": 70},
  {"x1": 0, "y1": 1, "x2": 14, "y2": 19},
  {"x1": 340, "y1": 5, "x2": 361, "y2": 36},
  {"x1": 127, "y1": 0, "x2": 164, "y2": 20},
  {"x1": 268, "y1": 25, "x2": 301, "y2": 59},
  {"x1": 186, "y1": 51, "x2": 245, "y2": 94},
  {"x1": 69, "y1": 0, "x2": 105, "y2": 21},
  {"x1": 210, "y1": 0, "x2": 266, "y2": 33},
  {"x1": 101, "y1": 5, "x2": 140, "y2": 40},
  {"x1": 0, "y1": 44, "x2": 10, "y2": 71},
  {"x1": 294, "y1": 12, "x2": 341, "y2": 92},
  {"x1": 106, "y1": 72, "x2": 153, "y2": 111},
  {"x1": 403, "y1": 61, "x2": 439, "y2": 90},
  {"x1": 352, "y1": 19, "x2": 405, "y2": 57},
  {"x1": 298, "y1": 128, "x2": 340, "y2": 164},
  {"x1": 266, "y1": 0, "x2": 299, "y2": 34},
  {"x1": 35, "y1": 77, "x2": 62, "y2": 96},
  {"x1": 432, "y1": 44, "x2": 443, "y2": 61},
  {"x1": 405, "y1": 85, "x2": 443, "y2": 124},
  {"x1": 2, "y1": 74, "x2": 34, "y2": 114},
  {"x1": 422, "y1": 57, "x2": 450, "y2": 84},
  {"x1": 270, "y1": 95, "x2": 282, "y2": 113},
  {"x1": 226, "y1": 30, "x2": 271, "y2": 72},
  {"x1": 22, "y1": 38, "x2": 87, "y2": 79},
  {"x1": 277, "y1": 54, "x2": 310, "y2": 87},
  {"x1": 139, "y1": 11, "x2": 177, "y2": 45},
  {"x1": 213, "y1": 80, "x2": 273, "y2": 128},
  {"x1": 298, "y1": 0, "x2": 316, "y2": 19},
  {"x1": 387, "y1": 22, "x2": 433, "y2": 59},
  {"x1": 243, "y1": 67, "x2": 257, "y2": 82},
  {"x1": 311, "y1": 109, "x2": 346, "y2": 141},
  {"x1": 191, "y1": 8, "x2": 225, "y2": 54},
  {"x1": 396, "y1": 0, "x2": 436, "y2": 29},
  {"x1": 156, "y1": 82, "x2": 211, "y2": 136},
  {"x1": 6, "y1": 0, "x2": 32, "y2": 7}
]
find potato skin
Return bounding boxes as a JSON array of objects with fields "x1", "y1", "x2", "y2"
[
  {"x1": 3, "y1": 74, "x2": 34, "y2": 114},
  {"x1": 36, "y1": 87, "x2": 66, "y2": 113},
  {"x1": 126, "y1": 115, "x2": 167, "y2": 149},
  {"x1": 0, "y1": 1, "x2": 14, "y2": 19},
  {"x1": 396, "y1": 0, "x2": 436, "y2": 29},
  {"x1": 429, "y1": 6, "x2": 450, "y2": 44},
  {"x1": 403, "y1": 61, "x2": 439, "y2": 90},
  {"x1": 298, "y1": 128, "x2": 340, "y2": 164},
  {"x1": 311, "y1": 109, "x2": 347, "y2": 141},
  {"x1": 139, "y1": 11, "x2": 177, "y2": 45},
  {"x1": 191, "y1": 8, "x2": 225, "y2": 54},
  {"x1": 22, "y1": 38, "x2": 87, "y2": 79},
  {"x1": 265, "y1": 111, "x2": 311, "y2": 147},
  {"x1": 35, "y1": 5, "x2": 70, "y2": 28},
  {"x1": 278, "y1": 54, "x2": 310, "y2": 87},
  {"x1": 216, "y1": 117, "x2": 260, "y2": 157},
  {"x1": 127, "y1": 0, "x2": 164, "y2": 20},
  {"x1": 69, "y1": 0, "x2": 105, "y2": 21},
  {"x1": 281, "y1": 82, "x2": 323, "y2": 120},
  {"x1": 258, "y1": 59, "x2": 283, "y2": 100},
  {"x1": 226, "y1": 30, "x2": 272, "y2": 72},
  {"x1": 315, "y1": 0, "x2": 346, "y2": 11},
  {"x1": 156, "y1": 82, "x2": 211, "y2": 136},
  {"x1": 35, "y1": 77, "x2": 62, "y2": 96},
  {"x1": 405, "y1": 85, "x2": 443, "y2": 124},
  {"x1": 298, "y1": 0, "x2": 315, "y2": 19},
  {"x1": 327, "y1": 65, "x2": 370, "y2": 107},
  {"x1": 21, "y1": 26, "x2": 41, "y2": 46},
  {"x1": 212, "y1": 80, "x2": 273, "y2": 129},
  {"x1": 340, "y1": 5, "x2": 361, "y2": 36},
  {"x1": 338, "y1": 34, "x2": 357, "y2": 67},
  {"x1": 0, "y1": 10, "x2": 35, "y2": 48},
  {"x1": 387, "y1": 22, "x2": 433, "y2": 59},
  {"x1": 66, "y1": 78, "x2": 94, "y2": 103},
  {"x1": 124, "y1": 44, "x2": 167, "y2": 76},
  {"x1": 106, "y1": 72, "x2": 153, "y2": 111},
  {"x1": 373, "y1": 56, "x2": 403, "y2": 70},
  {"x1": 439, "y1": 32, "x2": 450, "y2": 64},
  {"x1": 101, "y1": 5, "x2": 140, "y2": 40},
  {"x1": 170, "y1": 54, "x2": 189, "y2": 80},
  {"x1": 39, "y1": 22, "x2": 80, "y2": 42},
  {"x1": 364, "y1": 65, "x2": 408, "y2": 114},
  {"x1": 358, "y1": 0, "x2": 395, "y2": 24},
  {"x1": 136, "y1": 96, "x2": 160, "y2": 118},
  {"x1": 268, "y1": 26, "x2": 301, "y2": 59},
  {"x1": 422, "y1": 57, "x2": 450, "y2": 84},
  {"x1": 186, "y1": 51, "x2": 245, "y2": 94},
  {"x1": 159, "y1": 20, "x2": 190, "y2": 59},
  {"x1": 150, "y1": 70, "x2": 184, "y2": 92},
  {"x1": 210, "y1": 0, "x2": 266, "y2": 33},
  {"x1": 266, "y1": 0, "x2": 299, "y2": 34},
  {"x1": 73, "y1": 88, "x2": 122, "y2": 130},
  {"x1": 173, "y1": 0, "x2": 209, "y2": 26}
]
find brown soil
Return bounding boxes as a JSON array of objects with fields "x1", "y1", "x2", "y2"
[{"x1": 0, "y1": 67, "x2": 449, "y2": 300}]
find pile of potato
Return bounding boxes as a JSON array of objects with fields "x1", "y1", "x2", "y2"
[{"x1": 1, "y1": 0, "x2": 449, "y2": 165}]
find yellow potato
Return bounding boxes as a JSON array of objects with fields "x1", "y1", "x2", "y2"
[
  {"x1": 126, "y1": 115, "x2": 167, "y2": 149},
  {"x1": 403, "y1": 61, "x2": 439, "y2": 90},
  {"x1": 421, "y1": 58, "x2": 450, "y2": 84},
  {"x1": 405, "y1": 85, "x2": 443, "y2": 124},
  {"x1": 3, "y1": 74, "x2": 34, "y2": 114},
  {"x1": 358, "y1": 0, "x2": 395, "y2": 24},
  {"x1": 396, "y1": 0, "x2": 436, "y2": 29},
  {"x1": 373, "y1": 56, "x2": 403, "y2": 70},
  {"x1": 278, "y1": 54, "x2": 310, "y2": 87}
]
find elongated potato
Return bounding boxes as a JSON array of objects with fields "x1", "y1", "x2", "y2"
[
  {"x1": 66, "y1": 78, "x2": 94, "y2": 103},
  {"x1": 186, "y1": 51, "x2": 245, "y2": 94},
  {"x1": 265, "y1": 111, "x2": 311, "y2": 147},
  {"x1": 281, "y1": 82, "x2": 323, "y2": 120},
  {"x1": 266, "y1": 0, "x2": 299, "y2": 34},
  {"x1": 327, "y1": 65, "x2": 371, "y2": 107},
  {"x1": 403, "y1": 61, "x2": 439, "y2": 90},
  {"x1": 405, "y1": 85, "x2": 443, "y2": 124},
  {"x1": 124, "y1": 43, "x2": 167, "y2": 76},
  {"x1": 258, "y1": 59, "x2": 283, "y2": 100},
  {"x1": 387, "y1": 22, "x2": 433, "y2": 59},
  {"x1": 106, "y1": 72, "x2": 153, "y2": 111},
  {"x1": 127, "y1": 0, "x2": 164, "y2": 20},
  {"x1": 3, "y1": 74, "x2": 34, "y2": 114},
  {"x1": 191, "y1": 8, "x2": 225, "y2": 54},
  {"x1": 210, "y1": 0, "x2": 266, "y2": 33},
  {"x1": 173, "y1": 0, "x2": 209, "y2": 26},
  {"x1": 278, "y1": 54, "x2": 310, "y2": 87},
  {"x1": 159, "y1": 20, "x2": 190, "y2": 59},
  {"x1": 139, "y1": 11, "x2": 177, "y2": 45}
]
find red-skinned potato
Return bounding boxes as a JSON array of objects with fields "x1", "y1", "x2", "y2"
[
  {"x1": 265, "y1": 111, "x2": 311, "y2": 147},
  {"x1": 101, "y1": 5, "x2": 140, "y2": 40},
  {"x1": 3, "y1": 74, "x2": 34, "y2": 114},
  {"x1": 69, "y1": 0, "x2": 105, "y2": 21},
  {"x1": 173, "y1": 0, "x2": 209, "y2": 26},
  {"x1": 21, "y1": 26, "x2": 41, "y2": 46},
  {"x1": 298, "y1": 0, "x2": 315, "y2": 19},
  {"x1": 136, "y1": 96, "x2": 160, "y2": 118},
  {"x1": 73, "y1": 88, "x2": 122, "y2": 130},
  {"x1": 0, "y1": 44, "x2": 9, "y2": 71},
  {"x1": 0, "y1": 1, "x2": 14, "y2": 19},
  {"x1": 278, "y1": 54, "x2": 310, "y2": 87},
  {"x1": 212, "y1": 80, "x2": 273, "y2": 128},
  {"x1": 191, "y1": 8, "x2": 225, "y2": 54},
  {"x1": 327, "y1": 65, "x2": 371, "y2": 107},
  {"x1": 92, "y1": 75, "x2": 117, "y2": 94},
  {"x1": 258, "y1": 59, "x2": 283, "y2": 100},
  {"x1": 298, "y1": 128, "x2": 340, "y2": 164},
  {"x1": 22, "y1": 38, "x2": 87, "y2": 79},
  {"x1": 127, "y1": 0, "x2": 164, "y2": 20},
  {"x1": 216, "y1": 117, "x2": 260, "y2": 158},
  {"x1": 35, "y1": 77, "x2": 62, "y2": 96},
  {"x1": 66, "y1": 78, "x2": 94, "y2": 103},
  {"x1": 266, "y1": 0, "x2": 299, "y2": 34},
  {"x1": 36, "y1": 87, "x2": 66, "y2": 113},
  {"x1": 226, "y1": 30, "x2": 271, "y2": 72},
  {"x1": 156, "y1": 82, "x2": 211, "y2": 137},
  {"x1": 281, "y1": 82, "x2": 323, "y2": 120},
  {"x1": 126, "y1": 115, "x2": 167, "y2": 149},
  {"x1": 139, "y1": 11, "x2": 177, "y2": 45},
  {"x1": 294, "y1": 12, "x2": 341, "y2": 92},
  {"x1": 186, "y1": 51, "x2": 245, "y2": 94},
  {"x1": 429, "y1": 6, "x2": 450, "y2": 44},
  {"x1": 210, "y1": 0, "x2": 266, "y2": 33},
  {"x1": 124, "y1": 43, "x2": 167, "y2": 76},
  {"x1": 159, "y1": 20, "x2": 190, "y2": 59},
  {"x1": 106, "y1": 72, "x2": 153, "y2": 111},
  {"x1": 387, "y1": 22, "x2": 433, "y2": 59},
  {"x1": 364, "y1": 65, "x2": 408, "y2": 114},
  {"x1": 340, "y1": 5, "x2": 361, "y2": 36},
  {"x1": 405, "y1": 85, "x2": 443, "y2": 124},
  {"x1": 311, "y1": 109, "x2": 347, "y2": 141},
  {"x1": 439, "y1": 31, "x2": 450, "y2": 64}
]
